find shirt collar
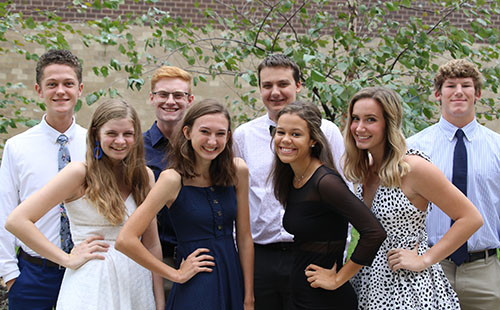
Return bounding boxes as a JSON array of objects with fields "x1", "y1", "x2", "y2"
[
  {"x1": 150, "y1": 121, "x2": 169, "y2": 147},
  {"x1": 40, "y1": 114, "x2": 78, "y2": 145},
  {"x1": 266, "y1": 114, "x2": 276, "y2": 126},
  {"x1": 437, "y1": 116, "x2": 478, "y2": 142}
]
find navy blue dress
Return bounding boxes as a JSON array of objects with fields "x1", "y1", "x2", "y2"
[{"x1": 166, "y1": 185, "x2": 244, "y2": 310}]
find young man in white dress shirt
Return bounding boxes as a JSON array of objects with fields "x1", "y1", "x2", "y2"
[
  {"x1": 233, "y1": 54, "x2": 347, "y2": 309},
  {"x1": 0, "y1": 49, "x2": 90, "y2": 309},
  {"x1": 406, "y1": 59, "x2": 500, "y2": 310}
]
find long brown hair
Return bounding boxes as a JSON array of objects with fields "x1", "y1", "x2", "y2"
[
  {"x1": 271, "y1": 101, "x2": 335, "y2": 207},
  {"x1": 85, "y1": 99, "x2": 150, "y2": 225},
  {"x1": 343, "y1": 87, "x2": 410, "y2": 187},
  {"x1": 169, "y1": 99, "x2": 237, "y2": 186}
]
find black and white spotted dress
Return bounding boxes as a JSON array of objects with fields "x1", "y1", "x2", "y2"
[{"x1": 350, "y1": 149, "x2": 460, "y2": 310}]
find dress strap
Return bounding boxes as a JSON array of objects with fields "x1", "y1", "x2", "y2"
[{"x1": 406, "y1": 148, "x2": 431, "y2": 162}]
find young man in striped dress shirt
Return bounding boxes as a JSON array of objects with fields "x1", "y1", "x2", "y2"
[{"x1": 406, "y1": 59, "x2": 500, "y2": 310}]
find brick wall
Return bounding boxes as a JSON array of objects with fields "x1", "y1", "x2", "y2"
[
  {"x1": 1, "y1": 0, "x2": 499, "y2": 150},
  {"x1": 10, "y1": 0, "x2": 500, "y2": 34}
]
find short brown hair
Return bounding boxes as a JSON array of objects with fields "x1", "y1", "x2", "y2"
[
  {"x1": 36, "y1": 49, "x2": 82, "y2": 86},
  {"x1": 257, "y1": 53, "x2": 301, "y2": 86},
  {"x1": 434, "y1": 59, "x2": 483, "y2": 95},
  {"x1": 151, "y1": 66, "x2": 192, "y2": 93}
]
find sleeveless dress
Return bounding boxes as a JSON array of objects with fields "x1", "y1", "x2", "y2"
[
  {"x1": 283, "y1": 165, "x2": 386, "y2": 310},
  {"x1": 56, "y1": 195, "x2": 155, "y2": 310},
  {"x1": 166, "y1": 185, "x2": 244, "y2": 310},
  {"x1": 350, "y1": 150, "x2": 460, "y2": 309}
]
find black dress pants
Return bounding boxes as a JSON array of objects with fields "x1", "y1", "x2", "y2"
[{"x1": 254, "y1": 242, "x2": 294, "y2": 310}]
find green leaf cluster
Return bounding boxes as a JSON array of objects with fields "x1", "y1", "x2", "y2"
[{"x1": 1, "y1": 0, "x2": 500, "y2": 153}]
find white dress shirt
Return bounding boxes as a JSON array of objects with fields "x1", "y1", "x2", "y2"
[
  {"x1": 406, "y1": 117, "x2": 500, "y2": 251},
  {"x1": 0, "y1": 115, "x2": 86, "y2": 283},
  {"x1": 233, "y1": 114, "x2": 348, "y2": 245}
]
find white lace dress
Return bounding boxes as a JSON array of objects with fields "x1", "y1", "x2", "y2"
[
  {"x1": 350, "y1": 150, "x2": 460, "y2": 309},
  {"x1": 56, "y1": 195, "x2": 155, "y2": 310}
]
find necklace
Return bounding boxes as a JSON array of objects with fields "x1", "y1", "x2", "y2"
[{"x1": 293, "y1": 160, "x2": 314, "y2": 185}]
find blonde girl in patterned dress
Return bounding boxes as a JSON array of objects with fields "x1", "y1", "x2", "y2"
[{"x1": 307, "y1": 86, "x2": 482, "y2": 309}]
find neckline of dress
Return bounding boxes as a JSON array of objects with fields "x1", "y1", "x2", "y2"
[{"x1": 292, "y1": 165, "x2": 323, "y2": 190}]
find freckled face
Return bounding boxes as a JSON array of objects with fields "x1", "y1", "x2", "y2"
[{"x1": 150, "y1": 78, "x2": 194, "y2": 125}]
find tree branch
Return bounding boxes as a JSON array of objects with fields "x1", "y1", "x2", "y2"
[
  {"x1": 271, "y1": 0, "x2": 308, "y2": 52},
  {"x1": 386, "y1": 1, "x2": 465, "y2": 74},
  {"x1": 253, "y1": 0, "x2": 277, "y2": 48}
]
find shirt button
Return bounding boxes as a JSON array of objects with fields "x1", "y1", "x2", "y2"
[
  {"x1": 217, "y1": 210, "x2": 222, "y2": 216},
  {"x1": 213, "y1": 199, "x2": 218, "y2": 204},
  {"x1": 210, "y1": 187, "x2": 215, "y2": 192},
  {"x1": 217, "y1": 225, "x2": 222, "y2": 230}
]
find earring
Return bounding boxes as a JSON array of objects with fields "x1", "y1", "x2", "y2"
[
  {"x1": 93, "y1": 141, "x2": 103, "y2": 160},
  {"x1": 312, "y1": 144, "x2": 316, "y2": 148}
]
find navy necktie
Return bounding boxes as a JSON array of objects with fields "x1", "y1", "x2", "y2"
[
  {"x1": 449, "y1": 129, "x2": 468, "y2": 265},
  {"x1": 57, "y1": 134, "x2": 74, "y2": 253}
]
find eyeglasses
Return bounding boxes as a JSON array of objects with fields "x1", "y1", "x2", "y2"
[{"x1": 152, "y1": 91, "x2": 190, "y2": 101}]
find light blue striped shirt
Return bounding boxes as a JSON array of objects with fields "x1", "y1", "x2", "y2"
[{"x1": 406, "y1": 117, "x2": 500, "y2": 251}]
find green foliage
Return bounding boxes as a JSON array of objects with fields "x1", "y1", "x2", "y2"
[
  {"x1": 0, "y1": 83, "x2": 42, "y2": 151},
  {"x1": 346, "y1": 227, "x2": 360, "y2": 261},
  {"x1": 1, "y1": 0, "x2": 500, "y2": 154}
]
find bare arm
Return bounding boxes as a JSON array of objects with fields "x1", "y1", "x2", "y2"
[
  {"x1": 115, "y1": 169, "x2": 214, "y2": 283},
  {"x1": 5, "y1": 162, "x2": 109, "y2": 269},
  {"x1": 140, "y1": 169, "x2": 165, "y2": 310},
  {"x1": 387, "y1": 156, "x2": 483, "y2": 271},
  {"x1": 234, "y1": 158, "x2": 254, "y2": 309}
]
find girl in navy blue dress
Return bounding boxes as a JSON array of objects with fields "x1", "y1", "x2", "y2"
[{"x1": 117, "y1": 99, "x2": 254, "y2": 309}]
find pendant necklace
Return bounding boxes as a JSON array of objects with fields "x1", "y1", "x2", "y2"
[{"x1": 294, "y1": 160, "x2": 314, "y2": 185}]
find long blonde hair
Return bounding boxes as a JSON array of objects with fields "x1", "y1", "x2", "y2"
[
  {"x1": 343, "y1": 87, "x2": 410, "y2": 187},
  {"x1": 85, "y1": 99, "x2": 150, "y2": 225}
]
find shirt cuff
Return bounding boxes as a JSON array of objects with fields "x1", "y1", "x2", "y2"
[{"x1": 3, "y1": 269, "x2": 20, "y2": 284}]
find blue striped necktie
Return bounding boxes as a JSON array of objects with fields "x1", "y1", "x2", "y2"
[
  {"x1": 449, "y1": 129, "x2": 468, "y2": 265},
  {"x1": 57, "y1": 134, "x2": 74, "y2": 253}
]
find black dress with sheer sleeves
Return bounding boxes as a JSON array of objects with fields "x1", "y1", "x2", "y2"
[{"x1": 283, "y1": 165, "x2": 386, "y2": 310}]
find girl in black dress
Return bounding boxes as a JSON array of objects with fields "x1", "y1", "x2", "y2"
[{"x1": 270, "y1": 101, "x2": 386, "y2": 310}]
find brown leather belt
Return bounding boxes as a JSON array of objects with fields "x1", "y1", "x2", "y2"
[{"x1": 18, "y1": 248, "x2": 64, "y2": 269}]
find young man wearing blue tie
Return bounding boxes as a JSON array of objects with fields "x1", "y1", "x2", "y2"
[
  {"x1": 0, "y1": 49, "x2": 93, "y2": 309},
  {"x1": 407, "y1": 59, "x2": 500, "y2": 310}
]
